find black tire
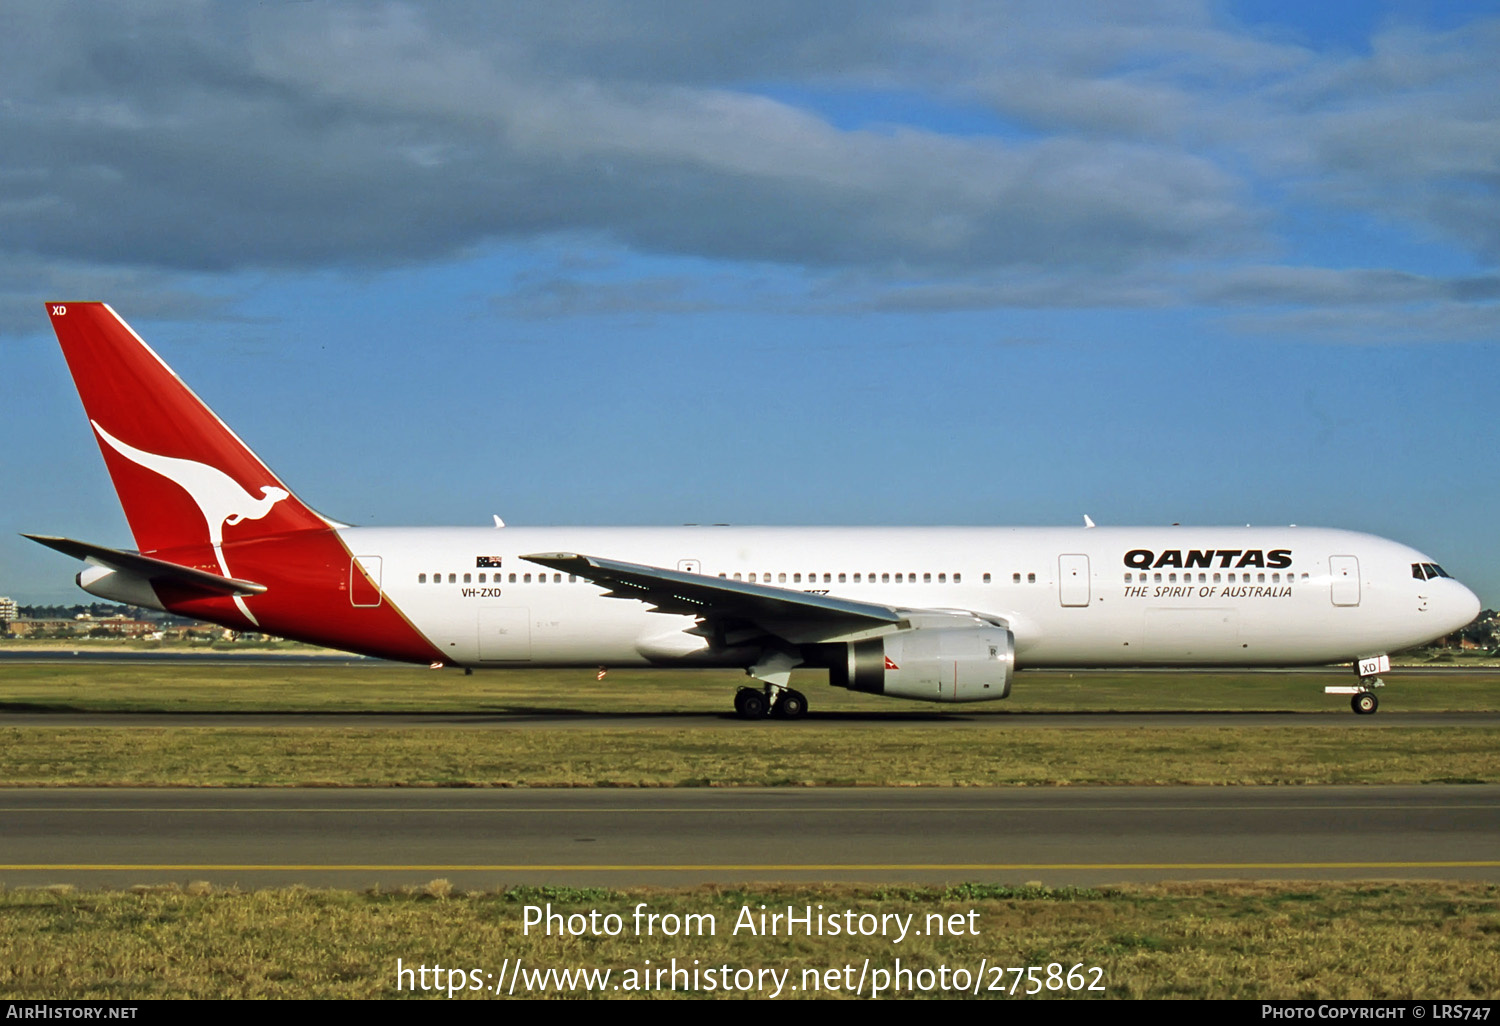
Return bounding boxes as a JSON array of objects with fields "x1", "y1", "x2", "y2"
[
  {"x1": 1352, "y1": 691, "x2": 1378, "y2": 715},
  {"x1": 735, "y1": 687, "x2": 768, "y2": 719},
  {"x1": 774, "y1": 689, "x2": 808, "y2": 720}
]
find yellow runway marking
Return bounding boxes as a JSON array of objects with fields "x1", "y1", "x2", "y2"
[
  {"x1": 5, "y1": 861, "x2": 1499, "y2": 872},
  {"x1": 2, "y1": 803, "x2": 1496, "y2": 814}
]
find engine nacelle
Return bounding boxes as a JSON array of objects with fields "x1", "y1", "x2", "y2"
[{"x1": 830, "y1": 626, "x2": 1014, "y2": 703}]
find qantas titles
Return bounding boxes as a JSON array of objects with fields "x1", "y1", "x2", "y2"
[{"x1": 1124, "y1": 549, "x2": 1292, "y2": 570}]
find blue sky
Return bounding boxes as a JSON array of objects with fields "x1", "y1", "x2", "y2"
[{"x1": 1, "y1": 0, "x2": 1497, "y2": 606}]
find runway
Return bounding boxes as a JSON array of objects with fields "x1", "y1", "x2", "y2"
[
  {"x1": 2, "y1": 785, "x2": 1496, "y2": 888},
  {"x1": 4, "y1": 710, "x2": 1498, "y2": 728}
]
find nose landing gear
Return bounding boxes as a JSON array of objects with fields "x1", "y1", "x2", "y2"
[{"x1": 1325, "y1": 654, "x2": 1388, "y2": 715}]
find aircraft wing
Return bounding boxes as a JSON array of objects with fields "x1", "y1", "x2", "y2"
[
  {"x1": 23, "y1": 534, "x2": 268, "y2": 597},
  {"x1": 522, "y1": 551, "x2": 905, "y2": 643}
]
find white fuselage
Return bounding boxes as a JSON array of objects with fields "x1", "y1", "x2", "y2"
[{"x1": 343, "y1": 524, "x2": 1479, "y2": 670}]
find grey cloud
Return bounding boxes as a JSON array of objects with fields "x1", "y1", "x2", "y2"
[
  {"x1": 0, "y1": 257, "x2": 243, "y2": 335},
  {"x1": 1194, "y1": 267, "x2": 1500, "y2": 307},
  {"x1": 0, "y1": 0, "x2": 1496, "y2": 332},
  {"x1": 0, "y1": 1, "x2": 1253, "y2": 280},
  {"x1": 497, "y1": 273, "x2": 721, "y2": 320},
  {"x1": 1217, "y1": 303, "x2": 1500, "y2": 345}
]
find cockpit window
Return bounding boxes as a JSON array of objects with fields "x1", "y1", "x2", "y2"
[{"x1": 1411, "y1": 563, "x2": 1453, "y2": 581}]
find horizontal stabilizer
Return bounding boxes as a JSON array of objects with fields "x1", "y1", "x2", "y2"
[{"x1": 23, "y1": 534, "x2": 267, "y2": 597}]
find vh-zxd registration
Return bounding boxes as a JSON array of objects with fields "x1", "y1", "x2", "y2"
[{"x1": 29, "y1": 303, "x2": 1480, "y2": 719}]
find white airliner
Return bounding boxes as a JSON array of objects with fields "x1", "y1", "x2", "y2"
[{"x1": 30, "y1": 303, "x2": 1480, "y2": 718}]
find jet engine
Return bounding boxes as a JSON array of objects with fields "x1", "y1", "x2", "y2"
[{"x1": 827, "y1": 626, "x2": 1014, "y2": 703}]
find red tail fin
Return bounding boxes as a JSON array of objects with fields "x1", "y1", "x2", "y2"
[{"x1": 45, "y1": 302, "x2": 328, "y2": 557}]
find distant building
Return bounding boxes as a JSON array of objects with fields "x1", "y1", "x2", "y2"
[
  {"x1": 0, "y1": 597, "x2": 15, "y2": 628},
  {"x1": 7, "y1": 617, "x2": 157, "y2": 638}
]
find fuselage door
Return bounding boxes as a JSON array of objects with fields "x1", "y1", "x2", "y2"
[
  {"x1": 350, "y1": 555, "x2": 382, "y2": 607},
  {"x1": 1329, "y1": 555, "x2": 1361, "y2": 607},
  {"x1": 1058, "y1": 554, "x2": 1091, "y2": 607}
]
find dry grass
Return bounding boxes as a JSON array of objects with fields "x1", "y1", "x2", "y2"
[
  {"x1": 0, "y1": 725, "x2": 1496, "y2": 787},
  {"x1": 1, "y1": 881, "x2": 1495, "y2": 999},
  {"x1": 1, "y1": 662, "x2": 1497, "y2": 715}
]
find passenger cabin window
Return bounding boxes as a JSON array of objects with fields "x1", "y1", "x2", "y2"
[
  {"x1": 418, "y1": 573, "x2": 426, "y2": 583},
  {"x1": 982, "y1": 573, "x2": 991, "y2": 584},
  {"x1": 448, "y1": 573, "x2": 456, "y2": 584},
  {"x1": 954, "y1": 573, "x2": 962, "y2": 583}
]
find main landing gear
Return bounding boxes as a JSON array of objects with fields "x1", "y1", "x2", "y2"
[{"x1": 733, "y1": 685, "x2": 808, "y2": 720}]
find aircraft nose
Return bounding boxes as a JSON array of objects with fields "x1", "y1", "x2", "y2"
[{"x1": 1444, "y1": 580, "x2": 1482, "y2": 634}]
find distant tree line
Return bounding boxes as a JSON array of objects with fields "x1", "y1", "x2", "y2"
[{"x1": 1456, "y1": 609, "x2": 1499, "y2": 648}]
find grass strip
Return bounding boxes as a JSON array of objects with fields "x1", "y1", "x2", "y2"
[
  {"x1": 2, "y1": 881, "x2": 1495, "y2": 999},
  {"x1": 2, "y1": 726, "x2": 1497, "y2": 786},
  {"x1": 2, "y1": 663, "x2": 1497, "y2": 714}
]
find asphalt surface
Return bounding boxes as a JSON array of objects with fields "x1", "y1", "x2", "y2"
[
  {"x1": 3, "y1": 709, "x2": 1498, "y2": 727},
  {"x1": 2, "y1": 785, "x2": 1496, "y2": 888}
]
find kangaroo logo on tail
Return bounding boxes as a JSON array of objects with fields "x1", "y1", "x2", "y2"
[{"x1": 91, "y1": 419, "x2": 288, "y2": 624}]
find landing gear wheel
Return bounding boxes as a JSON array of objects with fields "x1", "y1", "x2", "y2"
[
  {"x1": 773, "y1": 689, "x2": 808, "y2": 720},
  {"x1": 1352, "y1": 691, "x2": 1379, "y2": 715},
  {"x1": 734, "y1": 687, "x2": 768, "y2": 719}
]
